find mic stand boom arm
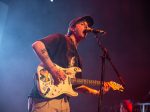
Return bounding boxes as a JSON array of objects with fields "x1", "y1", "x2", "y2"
[{"x1": 95, "y1": 33, "x2": 126, "y2": 112}]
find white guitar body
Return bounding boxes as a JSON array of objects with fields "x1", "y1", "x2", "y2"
[
  {"x1": 36, "y1": 64, "x2": 124, "y2": 99},
  {"x1": 36, "y1": 64, "x2": 81, "y2": 98}
]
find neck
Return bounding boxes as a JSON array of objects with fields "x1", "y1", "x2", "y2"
[{"x1": 69, "y1": 35, "x2": 78, "y2": 48}]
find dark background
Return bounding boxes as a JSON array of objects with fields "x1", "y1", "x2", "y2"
[{"x1": 0, "y1": 0, "x2": 150, "y2": 112}]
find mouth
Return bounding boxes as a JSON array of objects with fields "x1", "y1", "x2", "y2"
[{"x1": 83, "y1": 30, "x2": 87, "y2": 36}]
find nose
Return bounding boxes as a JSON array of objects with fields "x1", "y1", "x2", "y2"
[{"x1": 84, "y1": 25, "x2": 88, "y2": 29}]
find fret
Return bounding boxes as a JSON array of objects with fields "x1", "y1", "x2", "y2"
[{"x1": 83, "y1": 79, "x2": 86, "y2": 85}]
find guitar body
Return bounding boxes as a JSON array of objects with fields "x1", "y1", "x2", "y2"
[{"x1": 36, "y1": 64, "x2": 82, "y2": 98}]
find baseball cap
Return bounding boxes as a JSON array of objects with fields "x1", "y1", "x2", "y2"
[{"x1": 69, "y1": 15, "x2": 94, "y2": 28}]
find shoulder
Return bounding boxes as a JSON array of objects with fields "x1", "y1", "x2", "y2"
[
  {"x1": 37, "y1": 33, "x2": 66, "y2": 47},
  {"x1": 40, "y1": 33, "x2": 65, "y2": 43},
  {"x1": 45, "y1": 33, "x2": 65, "y2": 40}
]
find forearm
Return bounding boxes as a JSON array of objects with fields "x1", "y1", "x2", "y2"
[
  {"x1": 87, "y1": 87, "x2": 100, "y2": 95},
  {"x1": 32, "y1": 41, "x2": 55, "y2": 72},
  {"x1": 76, "y1": 85, "x2": 99, "y2": 95},
  {"x1": 76, "y1": 84, "x2": 110, "y2": 96},
  {"x1": 83, "y1": 86, "x2": 99, "y2": 95}
]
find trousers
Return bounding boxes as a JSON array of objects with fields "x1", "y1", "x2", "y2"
[{"x1": 28, "y1": 97, "x2": 70, "y2": 112}]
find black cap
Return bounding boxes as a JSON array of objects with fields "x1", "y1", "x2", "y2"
[{"x1": 69, "y1": 16, "x2": 94, "y2": 28}]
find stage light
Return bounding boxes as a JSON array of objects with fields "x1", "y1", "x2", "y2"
[{"x1": 50, "y1": 0, "x2": 54, "y2": 2}]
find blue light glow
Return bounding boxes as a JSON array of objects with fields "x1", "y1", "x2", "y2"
[{"x1": 0, "y1": 2, "x2": 8, "y2": 45}]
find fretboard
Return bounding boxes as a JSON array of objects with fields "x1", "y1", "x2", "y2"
[{"x1": 71, "y1": 78, "x2": 103, "y2": 86}]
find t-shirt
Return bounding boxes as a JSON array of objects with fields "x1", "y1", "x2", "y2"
[{"x1": 29, "y1": 33, "x2": 82, "y2": 99}]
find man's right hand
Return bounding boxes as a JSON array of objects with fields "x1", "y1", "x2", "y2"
[{"x1": 49, "y1": 65, "x2": 66, "y2": 84}]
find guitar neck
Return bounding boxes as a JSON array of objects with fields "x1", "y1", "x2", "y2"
[{"x1": 71, "y1": 78, "x2": 103, "y2": 86}]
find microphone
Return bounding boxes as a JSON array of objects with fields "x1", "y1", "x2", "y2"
[{"x1": 84, "y1": 27, "x2": 106, "y2": 35}]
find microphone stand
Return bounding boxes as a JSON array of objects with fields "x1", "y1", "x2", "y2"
[{"x1": 94, "y1": 33, "x2": 126, "y2": 112}]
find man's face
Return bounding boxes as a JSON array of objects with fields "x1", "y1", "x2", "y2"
[{"x1": 73, "y1": 21, "x2": 89, "y2": 42}]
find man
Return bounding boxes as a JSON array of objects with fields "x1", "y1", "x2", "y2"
[{"x1": 28, "y1": 16, "x2": 110, "y2": 112}]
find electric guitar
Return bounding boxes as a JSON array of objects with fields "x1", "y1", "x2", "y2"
[{"x1": 36, "y1": 63, "x2": 124, "y2": 98}]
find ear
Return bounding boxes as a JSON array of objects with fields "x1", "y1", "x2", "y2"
[{"x1": 69, "y1": 27, "x2": 75, "y2": 32}]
